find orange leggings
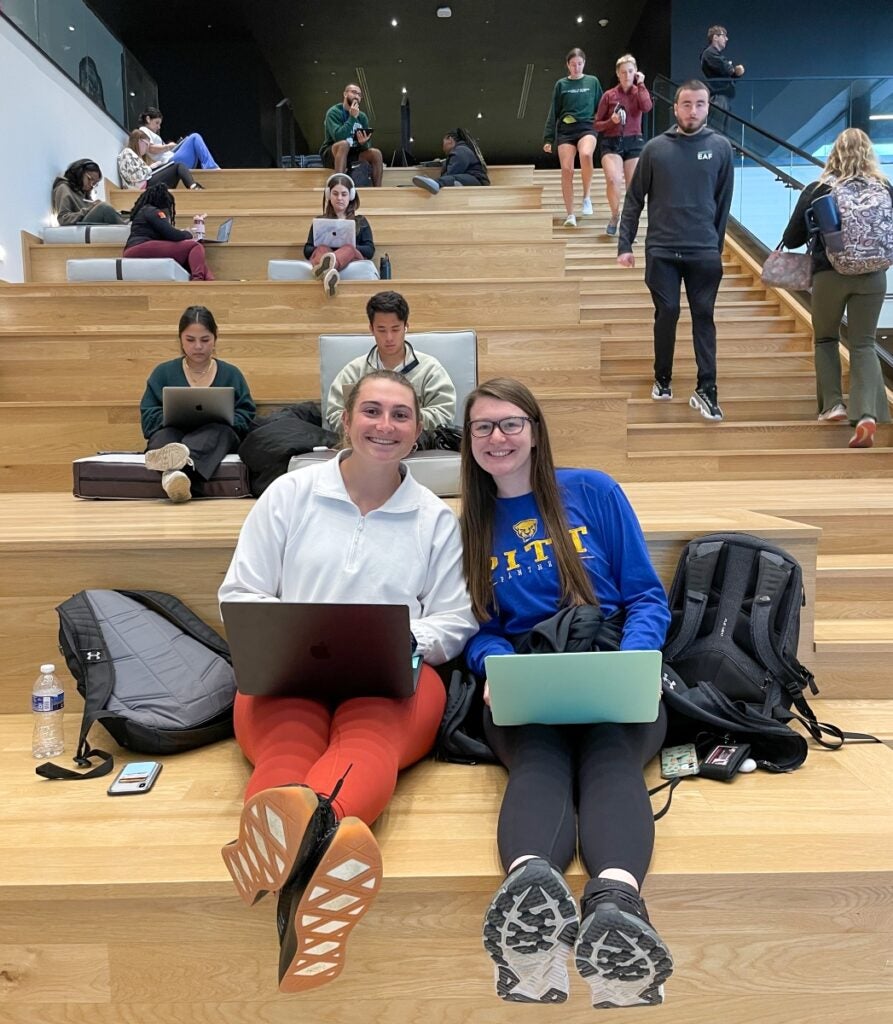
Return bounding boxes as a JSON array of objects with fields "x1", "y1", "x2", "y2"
[{"x1": 234, "y1": 664, "x2": 446, "y2": 824}]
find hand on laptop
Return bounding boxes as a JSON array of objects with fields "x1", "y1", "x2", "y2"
[{"x1": 483, "y1": 680, "x2": 491, "y2": 707}]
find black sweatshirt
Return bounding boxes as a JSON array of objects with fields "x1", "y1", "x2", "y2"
[
  {"x1": 125, "y1": 204, "x2": 192, "y2": 249},
  {"x1": 443, "y1": 142, "x2": 490, "y2": 184},
  {"x1": 618, "y1": 126, "x2": 734, "y2": 256}
]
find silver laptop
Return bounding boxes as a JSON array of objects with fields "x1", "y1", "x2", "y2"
[
  {"x1": 312, "y1": 218, "x2": 356, "y2": 248},
  {"x1": 201, "y1": 217, "x2": 233, "y2": 244},
  {"x1": 221, "y1": 602, "x2": 423, "y2": 701},
  {"x1": 162, "y1": 386, "x2": 235, "y2": 431},
  {"x1": 485, "y1": 650, "x2": 662, "y2": 726}
]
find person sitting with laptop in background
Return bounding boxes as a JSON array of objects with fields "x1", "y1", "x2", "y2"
[
  {"x1": 118, "y1": 129, "x2": 203, "y2": 192},
  {"x1": 325, "y1": 290, "x2": 456, "y2": 432},
  {"x1": 217, "y1": 369, "x2": 477, "y2": 994},
  {"x1": 140, "y1": 305, "x2": 255, "y2": 503},
  {"x1": 459, "y1": 377, "x2": 674, "y2": 1009},
  {"x1": 320, "y1": 82, "x2": 383, "y2": 187},
  {"x1": 303, "y1": 172, "x2": 375, "y2": 297},
  {"x1": 124, "y1": 182, "x2": 215, "y2": 281},
  {"x1": 411, "y1": 128, "x2": 491, "y2": 194}
]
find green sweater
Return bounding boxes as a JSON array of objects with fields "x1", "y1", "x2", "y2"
[
  {"x1": 321, "y1": 102, "x2": 371, "y2": 152},
  {"x1": 543, "y1": 75, "x2": 603, "y2": 141},
  {"x1": 140, "y1": 358, "x2": 256, "y2": 439}
]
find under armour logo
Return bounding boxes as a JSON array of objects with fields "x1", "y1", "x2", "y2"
[
  {"x1": 698, "y1": 151, "x2": 713, "y2": 160},
  {"x1": 85, "y1": 650, "x2": 102, "y2": 662}
]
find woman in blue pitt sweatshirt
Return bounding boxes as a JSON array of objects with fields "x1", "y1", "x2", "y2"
[{"x1": 459, "y1": 378, "x2": 674, "y2": 1010}]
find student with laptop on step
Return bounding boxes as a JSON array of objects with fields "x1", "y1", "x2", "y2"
[
  {"x1": 140, "y1": 305, "x2": 255, "y2": 503},
  {"x1": 124, "y1": 182, "x2": 215, "y2": 281},
  {"x1": 459, "y1": 378, "x2": 674, "y2": 1009},
  {"x1": 303, "y1": 172, "x2": 375, "y2": 297},
  {"x1": 217, "y1": 370, "x2": 477, "y2": 994}
]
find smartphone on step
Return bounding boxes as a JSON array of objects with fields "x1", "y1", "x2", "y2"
[{"x1": 107, "y1": 760, "x2": 163, "y2": 796}]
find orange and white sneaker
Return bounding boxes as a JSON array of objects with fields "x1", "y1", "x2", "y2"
[
  {"x1": 222, "y1": 785, "x2": 323, "y2": 906},
  {"x1": 277, "y1": 816, "x2": 382, "y2": 993}
]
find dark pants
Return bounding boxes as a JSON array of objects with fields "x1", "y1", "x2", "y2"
[
  {"x1": 439, "y1": 173, "x2": 484, "y2": 186},
  {"x1": 81, "y1": 203, "x2": 126, "y2": 225},
  {"x1": 483, "y1": 703, "x2": 667, "y2": 884},
  {"x1": 148, "y1": 161, "x2": 195, "y2": 190},
  {"x1": 645, "y1": 250, "x2": 724, "y2": 390},
  {"x1": 146, "y1": 423, "x2": 239, "y2": 487},
  {"x1": 124, "y1": 239, "x2": 214, "y2": 280}
]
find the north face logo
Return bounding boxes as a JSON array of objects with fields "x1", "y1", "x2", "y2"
[{"x1": 698, "y1": 151, "x2": 713, "y2": 160}]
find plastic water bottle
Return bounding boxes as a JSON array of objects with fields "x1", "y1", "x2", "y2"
[
  {"x1": 379, "y1": 253, "x2": 392, "y2": 280},
  {"x1": 32, "y1": 663, "x2": 64, "y2": 758},
  {"x1": 191, "y1": 214, "x2": 206, "y2": 241}
]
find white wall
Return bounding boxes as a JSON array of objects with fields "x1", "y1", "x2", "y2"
[{"x1": 0, "y1": 17, "x2": 126, "y2": 282}]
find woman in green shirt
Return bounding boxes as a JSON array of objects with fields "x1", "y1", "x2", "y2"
[
  {"x1": 543, "y1": 48, "x2": 603, "y2": 228},
  {"x1": 140, "y1": 305, "x2": 256, "y2": 503}
]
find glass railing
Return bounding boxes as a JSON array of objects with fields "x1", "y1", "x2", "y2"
[{"x1": 2, "y1": 0, "x2": 156, "y2": 130}]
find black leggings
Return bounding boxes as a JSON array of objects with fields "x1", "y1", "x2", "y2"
[
  {"x1": 483, "y1": 703, "x2": 666, "y2": 883},
  {"x1": 148, "y1": 161, "x2": 195, "y2": 190}
]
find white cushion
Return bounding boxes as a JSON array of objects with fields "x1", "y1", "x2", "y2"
[
  {"x1": 43, "y1": 224, "x2": 131, "y2": 244},
  {"x1": 267, "y1": 259, "x2": 380, "y2": 282},
  {"x1": 318, "y1": 330, "x2": 477, "y2": 424},
  {"x1": 288, "y1": 449, "x2": 461, "y2": 497},
  {"x1": 66, "y1": 258, "x2": 190, "y2": 282}
]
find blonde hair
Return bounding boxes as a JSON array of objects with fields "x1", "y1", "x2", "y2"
[
  {"x1": 820, "y1": 128, "x2": 886, "y2": 185},
  {"x1": 615, "y1": 54, "x2": 637, "y2": 72}
]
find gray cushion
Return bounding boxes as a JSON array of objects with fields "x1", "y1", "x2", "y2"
[
  {"x1": 319, "y1": 330, "x2": 477, "y2": 425},
  {"x1": 267, "y1": 259, "x2": 380, "y2": 282},
  {"x1": 288, "y1": 449, "x2": 461, "y2": 497},
  {"x1": 66, "y1": 258, "x2": 190, "y2": 282},
  {"x1": 43, "y1": 224, "x2": 131, "y2": 244}
]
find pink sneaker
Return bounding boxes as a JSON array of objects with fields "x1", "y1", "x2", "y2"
[{"x1": 848, "y1": 418, "x2": 877, "y2": 448}]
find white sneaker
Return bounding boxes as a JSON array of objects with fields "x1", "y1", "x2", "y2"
[
  {"x1": 817, "y1": 403, "x2": 847, "y2": 422},
  {"x1": 563, "y1": 214, "x2": 577, "y2": 228},
  {"x1": 145, "y1": 442, "x2": 193, "y2": 472},
  {"x1": 161, "y1": 470, "x2": 192, "y2": 503},
  {"x1": 581, "y1": 197, "x2": 593, "y2": 216}
]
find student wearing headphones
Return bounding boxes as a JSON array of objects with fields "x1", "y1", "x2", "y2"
[
  {"x1": 325, "y1": 290, "x2": 456, "y2": 432},
  {"x1": 303, "y1": 173, "x2": 375, "y2": 297}
]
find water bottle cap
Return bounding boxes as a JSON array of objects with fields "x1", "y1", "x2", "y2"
[{"x1": 40, "y1": 663, "x2": 56, "y2": 673}]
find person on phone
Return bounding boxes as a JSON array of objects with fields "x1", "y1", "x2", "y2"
[
  {"x1": 320, "y1": 83, "x2": 383, "y2": 187},
  {"x1": 118, "y1": 130, "x2": 202, "y2": 191},
  {"x1": 124, "y1": 182, "x2": 215, "y2": 281},
  {"x1": 51, "y1": 159, "x2": 127, "y2": 226},
  {"x1": 303, "y1": 173, "x2": 375, "y2": 297},
  {"x1": 459, "y1": 377, "x2": 673, "y2": 1008},
  {"x1": 699, "y1": 26, "x2": 745, "y2": 130},
  {"x1": 325, "y1": 290, "x2": 456, "y2": 432},
  {"x1": 543, "y1": 48, "x2": 603, "y2": 227},
  {"x1": 218, "y1": 369, "x2": 477, "y2": 993},
  {"x1": 137, "y1": 106, "x2": 220, "y2": 169},
  {"x1": 411, "y1": 129, "x2": 490, "y2": 193},
  {"x1": 140, "y1": 305, "x2": 255, "y2": 502},
  {"x1": 780, "y1": 128, "x2": 891, "y2": 446},
  {"x1": 594, "y1": 55, "x2": 652, "y2": 236}
]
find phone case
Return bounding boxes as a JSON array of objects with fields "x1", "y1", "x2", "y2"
[
  {"x1": 660, "y1": 743, "x2": 699, "y2": 779},
  {"x1": 107, "y1": 761, "x2": 163, "y2": 796},
  {"x1": 698, "y1": 743, "x2": 751, "y2": 781}
]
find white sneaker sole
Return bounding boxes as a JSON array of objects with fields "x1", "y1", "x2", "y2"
[
  {"x1": 145, "y1": 442, "x2": 192, "y2": 472},
  {"x1": 689, "y1": 395, "x2": 723, "y2": 421},
  {"x1": 161, "y1": 470, "x2": 192, "y2": 503}
]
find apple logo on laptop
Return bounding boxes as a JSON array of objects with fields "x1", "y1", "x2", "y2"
[{"x1": 310, "y1": 642, "x2": 331, "y2": 660}]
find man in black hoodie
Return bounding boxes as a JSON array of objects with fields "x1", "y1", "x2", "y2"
[{"x1": 617, "y1": 80, "x2": 733, "y2": 421}]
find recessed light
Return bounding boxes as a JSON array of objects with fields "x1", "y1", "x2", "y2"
[
  {"x1": 436, "y1": 6, "x2": 452, "y2": 17},
  {"x1": 476, "y1": 112, "x2": 483, "y2": 119},
  {"x1": 68, "y1": 25, "x2": 75, "y2": 31},
  {"x1": 129, "y1": 91, "x2": 135, "y2": 97},
  {"x1": 409, "y1": 136, "x2": 414, "y2": 142},
  {"x1": 598, "y1": 18, "x2": 609, "y2": 26},
  {"x1": 401, "y1": 87, "x2": 407, "y2": 94},
  {"x1": 577, "y1": 15, "x2": 583, "y2": 23},
  {"x1": 391, "y1": 17, "x2": 398, "y2": 27}
]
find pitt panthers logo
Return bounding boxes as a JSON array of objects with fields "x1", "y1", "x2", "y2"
[{"x1": 513, "y1": 518, "x2": 539, "y2": 542}]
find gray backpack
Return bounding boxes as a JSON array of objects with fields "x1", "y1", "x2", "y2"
[{"x1": 37, "y1": 589, "x2": 235, "y2": 780}]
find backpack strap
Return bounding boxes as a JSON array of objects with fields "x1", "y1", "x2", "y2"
[
  {"x1": 663, "y1": 540, "x2": 723, "y2": 661},
  {"x1": 118, "y1": 589, "x2": 231, "y2": 661}
]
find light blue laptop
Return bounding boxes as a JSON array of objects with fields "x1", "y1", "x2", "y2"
[{"x1": 485, "y1": 650, "x2": 662, "y2": 727}]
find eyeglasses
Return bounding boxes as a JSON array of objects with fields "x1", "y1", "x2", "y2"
[{"x1": 468, "y1": 416, "x2": 534, "y2": 438}]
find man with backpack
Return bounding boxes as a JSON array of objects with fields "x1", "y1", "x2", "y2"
[{"x1": 781, "y1": 127, "x2": 892, "y2": 448}]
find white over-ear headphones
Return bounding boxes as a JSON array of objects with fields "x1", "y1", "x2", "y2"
[{"x1": 324, "y1": 173, "x2": 356, "y2": 203}]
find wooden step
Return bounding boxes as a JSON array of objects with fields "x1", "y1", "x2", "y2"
[
  {"x1": 0, "y1": 278, "x2": 581, "y2": 330},
  {"x1": 579, "y1": 282, "x2": 769, "y2": 302},
  {"x1": 623, "y1": 447, "x2": 893, "y2": 482},
  {"x1": 605, "y1": 334, "x2": 813, "y2": 357},
  {"x1": 189, "y1": 165, "x2": 536, "y2": 188},
  {"x1": 627, "y1": 421, "x2": 893, "y2": 453},
  {"x1": 605, "y1": 371, "x2": 820, "y2": 399},
  {"x1": 753, "y1": 507, "x2": 893, "y2": 555},
  {"x1": 627, "y1": 396, "x2": 820, "y2": 422},
  {"x1": 1, "y1": 713, "x2": 891, "y2": 1021},
  {"x1": 600, "y1": 315, "x2": 798, "y2": 337},
  {"x1": 0, "y1": 492, "x2": 818, "y2": 703},
  {"x1": 603, "y1": 352, "x2": 817, "y2": 377},
  {"x1": 23, "y1": 235, "x2": 567, "y2": 285},
  {"x1": 814, "y1": 619, "x2": 893, "y2": 701},
  {"x1": 107, "y1": 183, "x2": 545, "y2": 214},
  {"x1": 816, "y1": 555, "x2": 893, "y2": 619},
  {"x1": 582, "y1": 300, "x2": 781, "y2": 321}
]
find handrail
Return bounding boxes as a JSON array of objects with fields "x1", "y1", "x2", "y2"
[
  {"x1": 728, "y1": 141, "x2": 807, "y2": 190},
  {"x1": 652, "y1": 74, "x2": 823, "y2": 168}
]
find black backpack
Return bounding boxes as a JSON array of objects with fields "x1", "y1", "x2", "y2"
[
  {"x1": 660, "y1": 533, "x2": 877, "y2": 773},
  {"x1": 37, "y1": 589, "x2": 236, "y2": 781}
]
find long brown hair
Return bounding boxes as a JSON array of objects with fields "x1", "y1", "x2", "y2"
[
  {"x1": 820, "y1": 128, "x2": 887, "y2": 185},
  {"x1": 459, "y1": 378, "x2": 598, "y2": 622}
]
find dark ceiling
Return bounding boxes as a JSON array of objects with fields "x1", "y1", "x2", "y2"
[{"x1": 87, "y1": 0, "x2": 652, "y2": 164}]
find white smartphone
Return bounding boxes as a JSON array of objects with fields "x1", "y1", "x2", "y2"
[{"x1": 107, "y1": 760, "x2": 163, "y2": 796}]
